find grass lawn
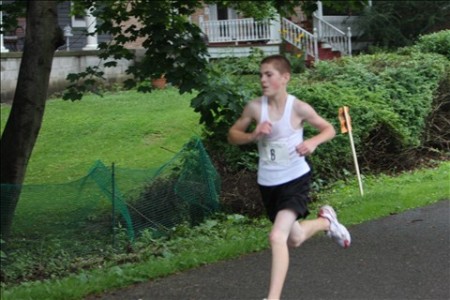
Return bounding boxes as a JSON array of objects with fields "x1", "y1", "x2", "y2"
[{"x1": 0, "y1": 87, "x2": 201, "y2": 184}]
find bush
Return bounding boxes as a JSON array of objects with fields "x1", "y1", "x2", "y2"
[
  {"x1": 208, "y1": 48, "x2": 265, "y2": 75},
  {"x1": 413, "y1": 30, "x2": 450, "y2": 59},
  {"x1": 290, "y1": 50, "x2": 449, "y2": 177},
  {"x1": 284, "y1": 52, "x2": 307, "y2": 74}
]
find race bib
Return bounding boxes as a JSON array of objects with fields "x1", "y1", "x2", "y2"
[{"x1": 261, "y1": 141, "x2": 290, "y2": 166}]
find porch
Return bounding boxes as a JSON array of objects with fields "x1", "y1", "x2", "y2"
[{"x1": 200, "y1": 15, "x2": 353, "y2": 62}]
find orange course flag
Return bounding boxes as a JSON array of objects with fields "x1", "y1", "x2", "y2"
[{"x1": 338, "y1": 106, "x2": 352, "y2": 134}]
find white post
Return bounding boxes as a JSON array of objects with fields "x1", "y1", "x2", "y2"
[
  {"x1": 347, "y1": 27, "x2": 352, "y2": 56},
  {"x1": 339, "y1": 106, "x2": 364, "y2": 196},
  {"x1": 347, "y1": 129, "x2": 364, "y2": 196},
  {"x1": 313, "y1": 27, "x2": 319, "y2": 63},
  {"x1": 316, "y1": 1, "x2": 323, "y2": 18},
  {"x1": 0, "y1": 1, "x2": 9, "y2": 53},
  {"x1": 268, "y1": 14, "x2": 281, "y2": 44},
  {"x1": 316, "y1": 1, "x2": 323, "y2": 39},
  {"x1": 63, "y1": 25, "x2": 73, "y2": 51},
  {"x1": 82, "y1": 7, "x2": 98, "y2": 51}
]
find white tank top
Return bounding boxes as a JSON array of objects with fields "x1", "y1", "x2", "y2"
[{"x1": 257, "y1": 95, "x2": 310, "y2": 186}]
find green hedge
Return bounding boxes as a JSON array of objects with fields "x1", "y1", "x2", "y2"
[
  {"x1": 290, "y1": 49, "x2": 449, "y2": 179},
  {"x1": 194, "y1": 31, "x2": 450, "y2": 185},
  {"x1": 411, "y1": 29, "x2": 450, "y2": 59}
]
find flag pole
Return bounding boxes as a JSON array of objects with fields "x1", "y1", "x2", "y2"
[{"x1": 339, "y1": 106, "x2": 364, "y2": 196}]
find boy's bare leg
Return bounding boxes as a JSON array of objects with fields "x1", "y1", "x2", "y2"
[
  {"x1": 287, "y1": 217, "x2": 330, "y2": 248},
  {"x1": 267, "y1": 210, "x2": 298, "y2": 300},
  {"x1": 267, "y1": 210, "x2": 331, "y2": 299}
]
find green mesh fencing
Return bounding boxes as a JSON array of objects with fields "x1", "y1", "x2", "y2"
[
  {"x1": 0, "y1": 137, "x2": 221, "y2": 283},
  {"x1": 113, "y1": 137, "x2": 221, "y2": 238}
]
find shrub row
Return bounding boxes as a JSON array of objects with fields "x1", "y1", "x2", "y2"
[
  {"x1": 291, "y1": 49, "x2": 449, "y2": 179},
  {"x1": 192, "y1": 31, "x2": 449, "y2": 209}
]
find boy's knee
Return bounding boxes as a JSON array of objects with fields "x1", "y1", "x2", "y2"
[{"x1": 269, "y1": 229, "x2": 288, "y2": 246}]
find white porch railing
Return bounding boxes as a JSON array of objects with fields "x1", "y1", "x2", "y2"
[
  {"x1": 313, "y1": 13, "x2": 352, "y2": 56},
  {"x1": 199, "y1": 17, "x2": 271, "y2": 44},
  {"x1": 281, "y1": 18, "x2": 319, "y2": 62},
  {"x1": 199, "y1": 15, "x2": 352, "y2": 61}
]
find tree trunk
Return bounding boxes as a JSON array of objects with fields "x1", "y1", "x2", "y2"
[{"x1": 0, "y1": 1, "x2": 64, "y2": 238}]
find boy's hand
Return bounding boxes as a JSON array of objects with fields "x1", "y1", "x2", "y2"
[
  {"x1": 296, "y1": 139, "x2": 317, "y2": 156},
  {"x1": 253, "y1": 121, "x2": 272, "y2": 141}
]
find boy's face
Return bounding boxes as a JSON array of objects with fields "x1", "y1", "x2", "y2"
[{"x1": 260, "y1": 63, "x2": 290, "y2": 97}]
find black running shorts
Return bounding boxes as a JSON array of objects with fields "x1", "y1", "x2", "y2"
[{"x1": 258, "y1": 172, "x2": 312, "y2": 223}]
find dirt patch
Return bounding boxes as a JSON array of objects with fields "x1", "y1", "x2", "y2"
[
  {"x1": 219, "y1": 168, "x2": 264, "y2": 218},
  {"x1": 209, "y1": 152, "x2": 266, "y2": 218}
]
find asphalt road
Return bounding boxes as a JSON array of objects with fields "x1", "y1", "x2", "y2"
[{"x1": 87, "y1": 200, "x2": 450, "y2": 300}]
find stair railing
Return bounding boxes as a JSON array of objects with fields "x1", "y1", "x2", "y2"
[
  {"x1": 281, "y1": 18, "x2": 319, "y2": 62},
  {"x1": 313, "y1": 13, "x2": 352, "y2": 56}
]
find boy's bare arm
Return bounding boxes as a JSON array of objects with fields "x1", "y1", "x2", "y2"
[
  {"x1": 228, "y1": 101, "x2": 271, "y2": 145},
  {"x1": 228, "y1": 115, "x2": 255, "y2": 145},
  {"x1": 295, "y1": 101, "x2": 336, "y2": 156}
]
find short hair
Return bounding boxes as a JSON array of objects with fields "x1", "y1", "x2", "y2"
[{"x1": 260, "y1": 55, "x2": 291, "y2": 75}]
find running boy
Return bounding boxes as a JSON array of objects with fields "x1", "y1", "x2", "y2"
[{"x1": 227, "y1": 55, "x2": 351, "y2": 300}]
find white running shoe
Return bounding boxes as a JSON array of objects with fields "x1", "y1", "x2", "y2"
[{"x1": 318, "y1": 205, "x2": 351, "y2": 248}]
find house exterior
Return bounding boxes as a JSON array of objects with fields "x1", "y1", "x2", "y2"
[
  {"x1": 1, "y1": 1, "x2": 109, "y2": 52},
  {"x1": 0, "y1": 1, "x2": 369, "y2": 102},
  {"x1": 1, "y1": 1, "x2": 369, "y2": 58},
  {"x1": 187, "y1": 1, "x2": 369, "y2": 61}
]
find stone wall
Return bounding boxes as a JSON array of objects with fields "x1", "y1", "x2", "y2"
[{"x1": 1, "y1": 50, "x2": 135, "y2": 103}]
